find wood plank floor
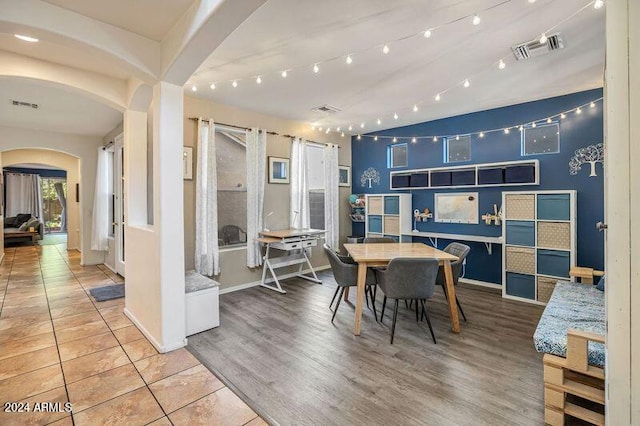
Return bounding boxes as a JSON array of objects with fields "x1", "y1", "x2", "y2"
[{"x1": 188, "y1": 271, "x2": 547, "y2": 426}]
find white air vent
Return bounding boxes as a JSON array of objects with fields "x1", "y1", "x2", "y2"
[
  {"x1": 11, "y1": 100, "x2": 39, "y2": 109},
  {"x1": 512, "y1": 33, "x2": 564, "y2": 61},
  {"x1": 311, "y1": 104, "x2": 342, "y2": 114}
]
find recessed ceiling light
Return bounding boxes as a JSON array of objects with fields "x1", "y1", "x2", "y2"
[{"x1": 15, "y1": 34, "x2": 39, "y2": 43}]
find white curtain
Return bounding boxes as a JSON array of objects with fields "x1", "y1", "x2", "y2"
[
  {"x1": 195, "y1": 119, "x2": 221, "y2": 276},
  {"x1": 5, "y1": 172, "x2": 43, "y2": 220},
  {"x1": 246, "y1": 128, "x2": 267, "y2": 268},
  {"x1": 91, "y1": 148, "x2": 110, "y2": 251},
  {"x1": 323, "y1": 144, "x2": 340, "y2": 248},
  {"x1": 290, "y1": 138, "x2": 310, "y2": 229}
]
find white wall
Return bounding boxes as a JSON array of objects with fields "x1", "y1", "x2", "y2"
[
  {"x1": 0, "y1": 151, "x2": 3, "y2": 263},
  {"x1": 0, "y1": 125, "x2": 105, "y2": 265}
]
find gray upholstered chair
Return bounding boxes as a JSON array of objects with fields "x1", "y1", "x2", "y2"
[
  {"x1": 362, "y1": 237, "x2": 396, "y2": 244},
  {"x1": 323, "y1": 244, "x2": 378, "y2": 323},
  {"x1": 435, "y1": 242, "x2": 471, "y2": 322},
  {"x1": 375, "y1": 258, "x2": 439, "y2": 344}
]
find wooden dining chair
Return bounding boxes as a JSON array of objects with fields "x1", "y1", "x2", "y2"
[{"x1": 375, "y1": 258, "x2": 439, "y2": 344}]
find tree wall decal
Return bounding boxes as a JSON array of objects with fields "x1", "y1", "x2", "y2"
[
  {"x1": 569, "y1": 143, "x2": 604, "y2": 177},
  {"x1": 360, "y1": 167, "x2": 381, "y2": 188}
]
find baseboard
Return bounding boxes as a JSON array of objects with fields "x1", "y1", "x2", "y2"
[
  {"x1": 124, "y1": 307, "x2": 187, "y2": 353},
  {"x1": 219, "y1": 265, "x2": 331, "y2": 295},
  {"x1": 459, "y1": 278, "x2": 502, "y2": 290},
  {"x1": 102, "y1": 262, "x2": 117, "y2": 274}
]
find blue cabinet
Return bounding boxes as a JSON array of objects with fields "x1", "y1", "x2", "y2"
[
  {"x1": 537, "y1": 249, "x2": 570, "y2": 278},
  {"x1": 368, "y1": 216, "x2": 382, "y2": 233},
  {"x1": 506, "y1": 221, "x2": 535, "y2": 246},
  {"x1": 505, "y1": 273, "x2": 536, "y2": 299},
  {"x1": 537, "y1": 194, "x2": 570, "y2": 221},
  {"x1": 384, "y1": 196, "x2": 400, "y2": 214}
]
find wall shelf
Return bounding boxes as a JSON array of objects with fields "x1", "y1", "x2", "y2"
[
  {"x1": 389, "y1": 159, "x2": 539, "y2": 190},
  {"x1": 405, "y1": 231, "x2": 502, "y2": 254}
]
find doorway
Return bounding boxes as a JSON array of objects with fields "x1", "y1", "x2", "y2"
[
  {"x1": 114, "y1": 134, "x2": 125, "y2": 276},
  {"x1": 41, "y1": 177, "x2": 67, "y2": 234}
]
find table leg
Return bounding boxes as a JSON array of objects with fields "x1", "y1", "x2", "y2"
[
  {"x1": 443, "y1": 260, "x2": 461, "y2": 333},
  {"x1": 354, "y1": 262, "x2": 367, "y2": 335}
]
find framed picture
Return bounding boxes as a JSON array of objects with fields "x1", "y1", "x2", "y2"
[
  {"x1": 268, "y1": 156, "x2": 290, "y2": 184},
  {"x1": 338, "y1": 165, "x2": 351, "y2": 187},
  {"x1": 183, "y1": 146, "x2": 193, "y2": 180}
]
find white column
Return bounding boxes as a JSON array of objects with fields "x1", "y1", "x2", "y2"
[
  {"x1": 123, "y1": 82, "x2": 186, "y2": 352},
  {"x1": 605, "y1": 0, "x2": 639, "y2": 423}
]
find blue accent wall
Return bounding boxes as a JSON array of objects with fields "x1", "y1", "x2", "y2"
[{"x1": 351, "y1": 89, "x2": 604, "y2": 284}]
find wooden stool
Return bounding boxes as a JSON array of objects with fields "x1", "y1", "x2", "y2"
[{"x1": 569, "y1": 267, "x2": 604, "y2": 285}]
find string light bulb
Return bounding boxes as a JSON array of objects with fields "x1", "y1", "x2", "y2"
[
  {"x1": 498, "y1": 59, "x2": 506, "y2": 70},
  {"x1": 590, "y1": 102, "x2": 596, "y2": 108},
  {"x1": 336, "y1": 127, "x2": 341, "y2": 132},
  {"x1": 377, "y1": 118, "x2": 382, "y2": 125},
  {"x1": 463, "y1": 79, "x2": 470, "y2": 88},
  {"x1": 519, "y1": 125, "x2": 524, "y2": 131},
  {"x1": 325, "y1": 128, "x2": 330, "y2": 134},
  {"x1": 393, "y1": 113, "x2": 399, "y2": 120},
  {"x1": 413, "y1": 104, "x2": 419, "y2": 112},
  {"x1": 360, "y1": 123, "x2": 365, "y2": 128},
  {"x1": 232, "y1": 80, "x2": 238, "y2": 88},
  {"x1": 539, "y1": 33, "x2": 548, "y2": 44},
  {"x1": 191, "y1": 84, "x2": 197, "y2": 92},
  {"x1": 594, "y1": 0, "x2": 603, "y2": 9},
  {"x1": 532, "y1": 122, "x2": 537, "y2": 128},
  {"x1": 281, "y1": 70, "x2": 288, "y2": 78},
  {"x1": 479, "y1": 132, "x2": 485, "y2": 138},
  {"x1": 313, "y1": 64, "x2": 319, "y2": 73},
  {"x1": 504, "y1": 128, "x2": 510, "y2": 134},
  {"x1": 435, "y1": 93, "x2": 441, "y2": 101},
  {"x1": 393, "y1": 137, "x2": 397, "y2": 142},
  {"x1": 456, "y1": 135, "x2": 460, "y2": 140},
  {"x1": 576, "y1": 107, "x2": 582, "y2": 114},
  {"x1": 472, "y1": 14, "x2": 481, "y2": 25},
  {"x1": 424, "y1": 29, "x2": 432, "y2": 38},
  {"x1": 346, "y1": 55, "x2": 353, "y2": 65},
  {"x1": 341, "y1": 132, "x2": 345, "y2": 137},
  {"x1": 256, "y1": 76, "x2": 262, "y2": 84},
  {"x1": 412, "y1": 137, "x2": 417, "y2": 143},
  {"x1": 547, "y1": 118, "x2": 552, "y2": 123},
  {"x1": 209, "y1": 83, "x2": 216, "y2": 90},
  {"x1": 374, "y1": 136, "x2": 378, "y2": 141},
  {"x1": 357, "y1": 134, "x2": 361, "y2": 140},
  {"x1": 382, "y1": 44, "x2": 390, "y2": 54},
  {"x1": 433, "y1": 136, "x2": 437, "y2": 142},
  {"x1": 348, "y1": 125, "x2": 353, "y2": 131},
  {"x1": 561, "y1": 113, "x2": 566, "y2": 119}
]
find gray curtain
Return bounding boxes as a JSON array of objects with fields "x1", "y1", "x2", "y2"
[
  {"x1": 54, "y1": 182, "x2": 66, "y2": 232},
  {"x1": 5, "y1": 172, "x2": 43, "y2": 220}
]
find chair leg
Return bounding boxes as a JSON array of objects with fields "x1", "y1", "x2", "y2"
[
  {"x1": 371, "y1": 290, "x2": 378, "y2": 323},
  {"x1": 332, "y1": 287, "x2": 345, "y2": 323},
  {"x1": 421, "y1": 300, "x2": 437, "y2": 344},
  {"x1": 441, "y1": 285, "x2": 449, "y2": 301},
  {"x1": 456, "y1": 296, "x2": 467, "y2": 322},
  {"x1": 414, "y1": 299, "x2": 419, "y2": 322},
  {"x1": 365, "y1": 287, "x2": 371, "y2": 309},
  {"x1": 370, "y1": 286, "x2": 376, "y2": 312},
  {"x1": 391, "y1": 299, "x2": 399, "y2": 344},
  {"x1": 404, "y1": 300, "x2": 409, "y2": 309},
  {"x1": 329, "y1": 287, "x2": 340, "y2": 309},
  {"x1": 381, "y1": 296, "x2": 387, "y2": 323}
]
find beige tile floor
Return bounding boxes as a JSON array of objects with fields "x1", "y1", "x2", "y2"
[{"x1": 0, "y1": 243, "x2": 267, "y2": 426}]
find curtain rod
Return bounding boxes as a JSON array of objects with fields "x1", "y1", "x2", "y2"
[
  {"x1": 188, "y1": 117, "x2": 340, "y2": 148},
  {"x1": 102, "y1": 140, "x2": 114, "y2": 151}
]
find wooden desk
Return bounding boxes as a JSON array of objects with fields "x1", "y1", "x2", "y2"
[
  {"x1": 257, "y1": 228, "x2": 326, "y2": 293},
  {"x1": 344, "y1": 243, "x2": 460, "y2": 335}
]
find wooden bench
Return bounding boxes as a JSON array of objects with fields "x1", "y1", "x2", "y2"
[{"x1": 534, "y1": 268, "x2": 605, "y2": 425}]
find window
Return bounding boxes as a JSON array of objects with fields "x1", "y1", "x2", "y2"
[
  {"x1": 522, "y1": 122, "x2": 560, "y2": 155},
  {"x1": 444, "y1": 135, "x2": 471, "y2": 163},
  {"x1": 216, "y1": 129, "x2": 247, "y2": 248},
  {"x1": 387, "y1": 143, "x2": 408, "y2": 168},
  {"x1": 306, "y1": 144, "x2": 325, "y2": 230}
]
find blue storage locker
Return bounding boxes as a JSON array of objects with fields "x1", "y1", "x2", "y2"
[
  {"x1": 537, "y1": 249, "x2": 570, "y2": 278},
  {"x1": 384, "y1": 196, "x2": 400, "y2": 214},
  {"x1": 537, "y1": 194, "x2": 571, "y2": 221},
  {"x1": 506, "y1": 221, "x2": 535, "y2": 246},
  {"x1": 431, "y1": 171, "x2": 452, "y2": 186},
  {"x1": 391, "y1": 175, "x2": 410, "y2": 189},
  {"x1": 505, "y1": 272, "x2": 535, "y2": 299},
  {"x1": 451, "y1": 170, "x2": 476, "y2": 186},
  {"x1": 368, "y1": 216, "x2": 382, "y2": 233}
]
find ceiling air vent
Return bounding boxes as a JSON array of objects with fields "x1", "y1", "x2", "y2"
[
  {"x1": 11, "y1": 100, "x2": 39, "y2": 109},
  {"x1": 512, "y1": 33, "x2": 564, "y2": 61},
  {"x1": 311, "y1": 104, "x2": 342, "y2": 114}
]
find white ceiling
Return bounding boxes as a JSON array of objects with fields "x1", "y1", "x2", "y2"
[
  {"x1": 0, "y1": 79, "x2": 122, "y2": 137},
  {"x1": 41, "y1": 0, "x2": 194, "y2": 41},
  {"x1": 188, "y1": 0, "x2": 605, "y2": 132}
]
